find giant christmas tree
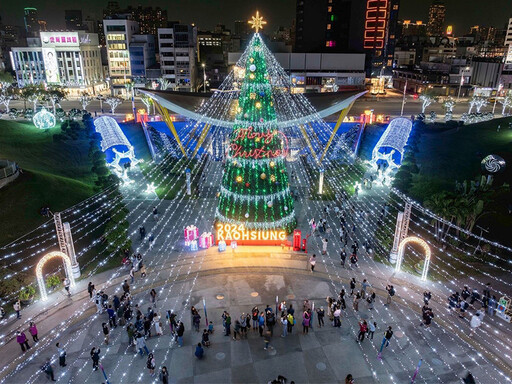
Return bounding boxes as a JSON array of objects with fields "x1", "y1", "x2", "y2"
[{"x1": 215, "y1": 14, "x2": 296, "y2": 233}]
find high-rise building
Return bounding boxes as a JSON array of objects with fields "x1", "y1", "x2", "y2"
[
  {"x1": 24, "y1": 7, "x2": 39, "y2": 36},
  {"x1": 295, "y1": 0, "x2": 366, "y2": 53},
  {"x1": 103, "y1": 19, "x2": 139, "y2": 93},
  {"x1": 129, "y1": 34, "x2": 156, "y2": 83},
  {"x1": 363, "y1": 0, "x2": 400, "y2": 76},
  {"x1": 128, "y1": 6, "x2": 167, "y2": 37},
  {"x1": 505, "y1": 18, "x2": 512, "y2": 64},
  {"x1": 65, "y1": 10, "x2": 84, "y2": 31},
  {"x1": 427, "y1": 0, "x2": 446, "y2": 36},
  {"x1": 158, "y1": 23, "x2": 197, "y2": 92}
]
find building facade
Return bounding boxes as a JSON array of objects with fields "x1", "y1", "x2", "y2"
[
  {"x1": 129, "y1": 34, "x2": 156, "y2": 84},
  {"x1": 24, "y1": 7, "x2": 39, "y2": 37},
  {"x1": 158, "y1": 24, "x2": 197, "y2": 92},
  {"x1": 65, "y1": 10, "x2": 84, "y2": 31},
  {"x1": 10, "y1": 31, "x2": 104, "y2": 95}
]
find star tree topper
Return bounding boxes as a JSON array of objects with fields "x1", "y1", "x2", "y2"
[{"x1": 248, "y1": 11, "x2": 267, "y2": 33}]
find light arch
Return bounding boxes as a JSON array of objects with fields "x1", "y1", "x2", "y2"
[
  {"x1": 395, "y1": 236, "x2": 431, "y2": 281},
  {"x1": 36, "y1": 251, "x2": 76, "y2": 301}
]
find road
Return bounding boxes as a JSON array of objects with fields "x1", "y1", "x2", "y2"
[{"x1": 6, "y1": 94, "x2": 499, "y2": 122}]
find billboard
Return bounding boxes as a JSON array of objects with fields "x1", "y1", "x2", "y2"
[
  {"x1": 42, "y1": 48, "x2": 60, "y2": 84},
  {"x1": 41, "y1": 32, "x2": 80, "y2": 47}
]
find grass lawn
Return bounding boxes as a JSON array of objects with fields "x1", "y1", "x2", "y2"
[{"x1": 0, "y1": 120, "x2": 96, "y2": 246}]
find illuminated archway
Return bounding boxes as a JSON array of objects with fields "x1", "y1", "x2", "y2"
[
  {"x1": 36, "y1": 251, "x2": 76, "y2": 301},
  {"x1": 395, "y1": 236, "x2": 431, "y2": 281}
]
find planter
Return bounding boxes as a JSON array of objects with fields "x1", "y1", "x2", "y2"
[{"x1": 20, "y1": 298, "x2": 34, "y2": 306}]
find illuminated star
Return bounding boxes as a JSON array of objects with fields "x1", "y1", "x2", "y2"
[
  {"x1": 248, "y1": 11, "x2": 267, "y2": 33},
  {"x1": 145, "y1": 182, "x2": 157, "y2": 194}
]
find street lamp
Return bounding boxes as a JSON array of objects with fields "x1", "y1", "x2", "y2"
[{"x1": 202, "y1": 63, "x2": 206, "y2": 93}]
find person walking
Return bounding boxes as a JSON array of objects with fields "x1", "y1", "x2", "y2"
[
  {"x1": 63, "y1": 278, "x2": 71, "y2": 296},
  {"x1": 41, "y1": 358, "x2": 56, "y2": 381},
  {"x1": 340, "y1": 250, "x2": 346, "y2": 268},
  {"x1": 29, "y1": 322, "x2": 39, "y2": 342},
  {"x1": 193, "y1": 311, "x2": 201, "y2": 332},
  {"x1": 258, "y1": 312, "x2": 265, "y2": 337},
  {"x1": 153, "y1": 207, "x2": 158, "y2": 221},
  {"x1": 154, "y1": 312, "x2": 163, "y2": 336},
  {"x1": 202, "y1": 329, "x2": 211, "y2": 347},
  {"x1": 357, "y1": 320, "x2": 367, "y2": 342},
  {"x1": 353, "y1": 293, "x2": 361, "y2": 312},
  {"x1": 147, "y1": 353, "x2": 156, "y2": 376},
  {"x1": 126, "y1": 323, "x2": 135, "y2": 347},
  {"x1": 159, "y1": 366, "x2": 169, "y2": 384},
  {"x1": 16, "y1": 331, "x2": 30, "y2": 352},
  {"x1": 316, "y1": 307, "x2": 325, "y2": 327},
  {"x1": 176, "y1": 321, "x2": 185, "y2": 347},
  {"x1": 13, "y1": 300, "x2": 21, "y2": 319},
  {"x1": 102, "y1": 322, "x2": 110, "y2": 345},
  {"x1": 309, "y1": 254, "x2": 316, "y2": 272},
  {"x1": 150, "y1": 289, "x2": 157, "y2": 307},
  {"x1": 469, "y1": 312, "x2": 482, "y2": 336},
  {"x1": 361, "y1": 279, "x2": 370, "y2": 299},
  {"x1": 136, "y1": 333, "x2": 150, "y2": 355},
  {"x1": 107, "y1": 305, "x2": 117, "y2": 328},
  {"x1": 350, "y1": 278, "x2": 356, "y2": 296},
  {"x1": 263, "y1": 330, "x2": 273, "y2": 350},
  {"x1": 378, "y1": 326, "x2": 394, "y2": 359},
  {"x1": 233, "y1": 319, "x2": 241, "y2": 341},
  {"x1": 333, "y1": 307, "x2": 341, "y2": 327},
  {"x1": 322, "y1": 238, "x2": 328, "y2": 255},
  {"x1": 368, "y1": 321, "x2": 377, "y2": 340},
  {"x1": 90, "y1": 347, "x2": 101, "y2": 370},
  {"x1": 56, "y1": 343, "x2": 67, "y2": 367}
]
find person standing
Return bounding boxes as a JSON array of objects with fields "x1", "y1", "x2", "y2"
[
  {"x1": 122, "y1": 280, "x2": 130, "y2": 294},
  {"x1": 302, "y1": 311, "x2": 310, "y2": 334},
  {"x1": 469, "y1": 312, "x2": 482, "y2": 336},
  {"x1": 63, "y1": 278, "x2": 71, "y2": 296},
  {"x1": 107, "y1": 305, "x2": 117, "y2": 328},
  {"x1": 29, "y1": 322, "x2": 39, "y2": 342},
  {"x1": 345, "y1": 374, "x2": 354, "y2": 384},
  {"x1": 224, "y1": 312, "x2": 231, "y2": 336},
  {"x1": 88, "y1": 282, "x2": 94, "y2": 299},
  {"x1": 287, "y1": 312, "x2": 294, "y2": 334},
  {"x1": 153, "y1": 207, "x2": 158, "y2": 221},
  {"x1": 316, "y1": 307, "x2": 325, "y2": 327},
  {"x1": 357, "y1": 320, "x2": 367, "y2": 342},
  {"x1": 322, "y1": 238, "x2": 328, "y2": 255},
  {"x1": 147, "y1": 353, "x2": 156, "y2": 376},
  {"x1": 154, "y1": 312, "x2": 163, "y2": 336},
  {"x1": 41, "y1": 358, "x2": 56, "y2": 381},
  {"x1": 16, "y1": 331, "x2": 30, "y2": 352},
  {"x1": 263, "y1": 330, "x2": 273, "y2": 350},
  {"x1": 251, "y1": 306, "x2": 259, "y2": 330},
  {"x1": 385, "y1": 285, "x2": 395, "y2": 306},
  {"x1": 150, "y1": 289, "x2": 157, "y2": 307},
  {"x1": 176, "y1": 321, "x2": 185, "y2": 347},
  {"x1": 361, "y1": 279, "x2": 370, "y2": 299},
  {"x1": 340, "y1": 250, "x2": 346, "y2": 268},
  {"x1": 258, "y1": 312, "x2": 265, "y2": 337},
  {"x1": 233, "y1": 319, "x2": 241, "y2": 341},
  {"x1": 350, "y1": 278, "x2": 356, "y2": 296},
  {"x1": 195, "y1": 343, "x2": 205, "y2": 359},
  {"x1": 56, "y1": 343, "x2": 67, "y2": 367},
  {"x1": 13, "y1": 300, "x2": 21, "y2": 319},
  {"x1": 90, "y1": 347, "x2": 101, "y2": 370},
  {"x1": 159, "y1": 366, "x2": 169, "y2": 384},
  {"x1": 309, "y1": 254, "x2": 316, "y2": 272},
  {"x1": 281, "y1": 315, "x2": 288, "y2": 338},
  {"x1": 368, "y1": 321, "x2": 376, "y2": 340},
  {"x1": 353, "y1": 293, "x2": 361, "y2": 312}
]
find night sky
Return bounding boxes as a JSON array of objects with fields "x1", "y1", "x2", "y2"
[{"x1": 0, "y1": 0, "x2": 511, "y2": 35}]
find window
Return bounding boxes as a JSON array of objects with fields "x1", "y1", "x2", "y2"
[
  {"x1": 327, "y1": 6, "x2": 332, "y2": 12},
  {"x1": 107, "y1": 34, "x2": 125, "y2": 41},
  {"x1": 327, "y1": 24, "x2": 331, "y2": 30},
  {"x1": 106, "y1": 25, "x2": 125, "y2": 32},
  {"x1": 393, "y1": 4, "x2": 399, "y2": 10}
]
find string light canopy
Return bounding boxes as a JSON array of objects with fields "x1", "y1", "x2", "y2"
[{"x1": 248, "y1": 11, "x2": 267, "y2": 33}]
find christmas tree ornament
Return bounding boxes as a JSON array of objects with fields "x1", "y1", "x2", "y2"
[
  {"x1": 249, "y1": 64, "x2": 256, "y2": 72},
  {"x1": 260, "y1": 173, "x2": 267, "y2": 180},
  {"x1": 236, "y1": 175, "x2": 243, "y2": 183}
]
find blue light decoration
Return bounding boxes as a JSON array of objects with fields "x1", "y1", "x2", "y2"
[
  {"x1": 33, "y1": 107, "x2": 56, "y2": 129},
  {"x1": 93, "y1": 116, "x2": 141, "y2": 177},
  {"x1": 371, "y1": 117, "x2": 413, "y2": 171}
]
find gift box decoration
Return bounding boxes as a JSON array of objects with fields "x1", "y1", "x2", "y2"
[
  {"x1": 198, "y1": 232, "x2": 214, "y2": 249},
  {"x1": 184, "y1": 225, "x2": 199, "y2": 242},
  {"x1": 190, "y1": 239, "x2": 198, "y2": 251},
  {"x1": 218, "y1": 240, "x2": 226, "y2": 252}
]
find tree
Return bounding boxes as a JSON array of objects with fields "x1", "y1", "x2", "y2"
[
  {"x1": 141, "y1": 95, "x2": 153, "y2": 115},
  {"x1": 0, "y1": 88, "x2": 14, "y2": 111},
  {"x1": 44, "y1": 86, "x2": 66, "y2": 114},
  {"x1": 0, "y1": 71, "x2": 14, "y2": 89},
  {"x1": 499, "y1": 95, "x2": 512, "y2": 116},
  {"x1": 105, "y1": 96, "x2": 122, "y2": 114},
  {"x1": 216, "y1": 34, "x2": 296, "y2": 232},
  {"x1": 420, "y1": 94, "x2": 435, "y2": 113},
  {"x1": 159, "y1": 77, "x2": 171, "y2": 91},
  {"x1": 443, "y1": 97, "x2": 456, "y2": 113},
  {"x1": 468, "y1": 95, "x2": 488, "y2": 114},
  {"x1": 79, "y1": 92, "x2": 93, "y2": 111}
]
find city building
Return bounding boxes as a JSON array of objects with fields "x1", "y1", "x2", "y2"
[
  {"x1": 393, "y1": 48, "x2": 416, "y2": 67},
  {"x1": 0, "y1": 23, "x2": 25, "y2": 71},
  {"x1": 103, "y1": 19, "x2": 139, "y2": 94},
  {"x1": 129, "y1": 34, "x2": 156, "y2": 85},
  {"x1": 24, "y1": 7, "x2": 39, "y2": 37},
  {"x1": 65, "y1": 10, "x2": 84, "y2": 31},
  {"x1": 10, "y1": 31, "x2": 105, "y2": 95},
  {"x1": 505, "y1": 17, "x2": 512, "y2": 64},
  {"x1": 295, "y1": 0, "x2": 366, "y2": 53},
  {"x1": 127, "y1": 6, "x2": 167, "y2": 37},
  {"x1": 363, "y1": 0, "x2": 401, "y2": 76},
  {"x1": 228, "y1": 52, "x2": 365, "y2": 93},
  {"x1": 158, "y1": 24, "x2": 198, "y2": 92},
  {"x1": 426, "y1": 0, "x2": 446, "y2": 36},
  {"x1": 399, "y1": 20, "x2": 427, "y2": 37}
]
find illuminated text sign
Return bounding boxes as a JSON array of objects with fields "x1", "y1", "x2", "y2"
[{"x1": 216, "y1": 223, "x2": 286, "y2": 245}]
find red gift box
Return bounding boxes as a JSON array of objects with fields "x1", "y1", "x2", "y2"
[
  {"x1": 184, "y1": 225, "x2": 199, "y2": 242},
  {"x1": 199, "y1": 232, "x2": 214, "y2": 249}
]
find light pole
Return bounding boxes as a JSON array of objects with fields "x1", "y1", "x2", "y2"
[
  {"x1": 401, "y1": 80, "x2": 407, "y2": 116},
  {"x1": 202, "y1": 63, "x2": 206, "y2": 93}
]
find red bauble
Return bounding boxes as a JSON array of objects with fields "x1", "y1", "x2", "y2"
[{"x1": 245, "y1": 182, "x2": 250, "y2": 188}]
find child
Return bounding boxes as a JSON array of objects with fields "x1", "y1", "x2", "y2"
[{"x1": 208, "y1": 321, "x2": 214, "y2": 334}]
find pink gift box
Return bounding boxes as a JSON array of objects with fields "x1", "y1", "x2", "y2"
[
  {"x1": 184, "y1": 225, "x2": 199, "y2": 242},
  {"x1": 198, "y1": 232, "x2": 214, "y2": 249}
]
